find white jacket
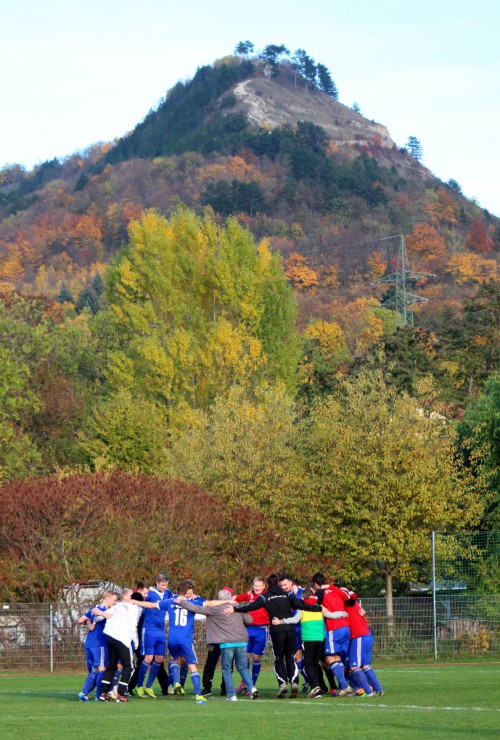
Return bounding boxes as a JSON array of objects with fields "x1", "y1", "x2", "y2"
[{"x1": 103, "y1": 602, "x2": 140, "y2": 648}]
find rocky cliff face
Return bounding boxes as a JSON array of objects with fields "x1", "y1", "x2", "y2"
[{"x1": 231, "y1": 73, "x2": 394, "y2": 151}]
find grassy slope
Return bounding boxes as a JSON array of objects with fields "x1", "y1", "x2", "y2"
[{"x1": 1, "y1": 665, "x2": 499, "y2": 739}]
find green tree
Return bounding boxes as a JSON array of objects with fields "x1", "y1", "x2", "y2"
[
  {"x1": 0, "y1": 347, "x2": 41, "y2": 481},
  {"x1": 234, "y1": 40, "x2": 254, "y2": 57},
  {"x1": 316, "y1": 63, "x2": 338, "y2": 99},
  {"x1": 261, "y1": 44, "x2": 289, "y2": 74},
  {"x1": 302, "y1": 54, "x2": 317, "y2": 90},
  {"x1": 406, "y1": 136, "x2": 423, "y2": 161},
  {"x1": 291, "y1": 49, "x2": 307, "y2": 86},
  {"x1": 56, "y1": 282, "x2": 73, "y2": 304},
  {"x1": 75, "y1": 286, "x2": 100, "y2": 315},
  {"x1": 351, "y1": 326, "x2": 436, "y2": 396},
  {"x1": 165, "y1": 382, "x2": 301, "y2": 536},
  {"x1": 298, "y1": 370, "x2": 483, "y2": 617},
  {"x1": 438, "y1": 281, "x2": 499, "y2": 398},
  {"x1": 458, "y1": 373, "x2": 500, "y2": 528},
  {"x1": 91, "y1": 273, "x2": 105, "y2": 297},
  {"x1": 79, "y1": 389, "x2": 169, "y2": 473}
]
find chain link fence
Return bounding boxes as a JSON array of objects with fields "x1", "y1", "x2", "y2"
[{"x1": 1, "y1": 593, "x2": 498, "y2": 672}]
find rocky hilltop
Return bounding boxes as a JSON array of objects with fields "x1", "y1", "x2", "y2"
[{"x1": 232, "y1": 75, "x2": 392, "y2": 149}]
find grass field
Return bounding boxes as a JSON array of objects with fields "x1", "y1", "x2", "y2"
[{"x1": 1, "y1": 664, "x2": 498, "y2": 739}]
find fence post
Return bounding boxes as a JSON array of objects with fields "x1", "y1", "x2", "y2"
[
  {"x1": 432, "y1": 531, "x2": 438, "y2": 660},
  {"x1": 49, "y1": 604, "x2": 54, "y2": 672}
]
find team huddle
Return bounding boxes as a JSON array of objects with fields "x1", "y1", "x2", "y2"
[{"x1": 77, "y1": 572, "x2": 384, "y2": 704}]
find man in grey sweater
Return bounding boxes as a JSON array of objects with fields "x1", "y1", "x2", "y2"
[{"x1": 177, "y1": 589, "x2": 257, "y2": 701}]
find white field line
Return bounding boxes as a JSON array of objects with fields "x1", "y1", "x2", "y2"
[
  {"x1": 378, "y1": 669, "x2": 500, "y2": 673},
  {"x1": 247, "y1": 700, "x2": 499, "y2": 712},
  {"x1": 0, "y1": 692, "x2": 499, "y2": 712}
]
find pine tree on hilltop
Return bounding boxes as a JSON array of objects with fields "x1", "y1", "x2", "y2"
[
  {"x1": 234, "y1": 40, "x2": 254, "y2": 57},
  {"x1": 406, "y1": 136, "x2": 423, "y2": 161},
  {"x1": 316, "y1": 63, "x2": 339, "y2": 99},
  {"x1": 261, "y1": 44, "x2": 290, "y2": 76}
]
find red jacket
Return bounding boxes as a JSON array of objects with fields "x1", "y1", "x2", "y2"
[{"x1": 234, "y1": 590, "x2": 269, "y2": 626}]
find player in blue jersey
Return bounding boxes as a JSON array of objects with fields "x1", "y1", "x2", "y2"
[
  {"x1": 135, "y1": 574, "x2": 172, "y2": 699},
  {"x1": 140, "y1": 579, "x2": 207, "y2": 705},
  {"x1": 77, "y1": 590, "x2": 117, "y2": 701}
]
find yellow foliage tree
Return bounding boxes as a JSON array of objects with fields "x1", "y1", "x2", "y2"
[
  {"x1": 446, "y1": 253, "x2": 498, "y2": 285},
  {"x1": 304, "y1": 320, "x2": 347, "y2": 359},
  {"x1": 104, "y1": 208, "x2": 298, "y2": 412},
  {"x1": 366, "y1": 251, "x2": 387, "y2": 282}
]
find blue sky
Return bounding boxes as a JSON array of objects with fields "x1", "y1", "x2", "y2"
[{"x1": 1, "y1": 0, "x2": 499, "y2": 215}]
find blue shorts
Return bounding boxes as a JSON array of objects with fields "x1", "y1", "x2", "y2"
[
  {"x1": 168, "y1": 642, "x2": 198, "y2": 665},
  {"x1": 295, "y1": 625, "x2": 302, "y2": 653},
  {"x1": 141, "y1": 628, "x2": 166, "y2": 657},
  {"x1": 246, "y1": 625, "x2": 267, "y2": 656},
  {"x1": 324, "y1": 625, "x2": 350, "y2": 661},
  {"x1": 85, "y1": 645, "x2": 107, "y2": 670},
  {"x1": 348, "y1": 633, "x2": 374, "y2": 669}
]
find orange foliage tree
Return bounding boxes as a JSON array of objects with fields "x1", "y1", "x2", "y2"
[
  {"x1": 406, "y1": 222, "x2": 447, "y2": 264},
  {"x1": 424, "y1": 187, "x2": 460, "y2": 226},
  {"x1": 284, "y1": 252, "x2": 319, "y2": 290},
  {"x1": 466, "y1": 219, "x2": 490, "y2": 253}
]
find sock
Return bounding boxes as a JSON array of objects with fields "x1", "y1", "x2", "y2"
[
  {"x1": 252, "y1": 662, "x2": 262, "y2": 684},
  {"x1": 180, "y1": 663, "x2": 188, "y2": 687},
  {"x1": 96, "y1": 672, "x2": 104, "y2": 699},
  {"x1": 136, "y1": 660, "x2": 149, "y2": 688},
  {"x1": 324, "y1": 666, "x2": 336, "y2": 689},
  {"x1": 81, "y1": 671, "x2": 97, "y2": 696},
  {"x1": 190, "y1": 671, "x2": 201, "y2": 695},
  {"x1": 112, "y1": 668, "x2": 121, "y2": 689},
  {"x1": 350, "y1": 668, "x2": 372, "y2": 693},
  {"x1": 363, "y1": 666, "x2": 383, "y2": 693},
  {"x1": 146, "y1": 661, "x2": 161, "y2": 689},
  {"x1": 170, "y1": 662, "x2": 180, "y2": 685},
  {"x1": 331, "y1": 662, "x2": 348, "y2": 690},
  {"x1": 168, "y1": 663, "x2": 174, "y2": 686},
  {"x1": 296, "y1": 658, "x2": 308, "y2": 683}
]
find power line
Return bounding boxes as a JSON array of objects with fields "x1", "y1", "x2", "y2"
[
  {"x1": 275, "y1": 233, "x2": 402, "y2": 261},
  {"x1": 374, "y1": 235, "x2": 435, "y2": 326}
]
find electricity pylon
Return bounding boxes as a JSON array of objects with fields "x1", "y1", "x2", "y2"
[{"x1": 375, "y1": 235, "x2": 435, "y2": 326}]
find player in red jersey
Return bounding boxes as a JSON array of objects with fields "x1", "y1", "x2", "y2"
[
  {"x1": 311, "y1": 572, "x2": 351, "y2": 697},
  {"x1": 341, "y1": 588, "x2": 384, "y2": 696},
  {"x1": 234, "y1": 576, "x2": 269, "y2": 691}
]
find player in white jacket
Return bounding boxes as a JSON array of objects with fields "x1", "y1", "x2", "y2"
[{"x1": 92, "y1": 588, "x2": 141, "y2": 702}]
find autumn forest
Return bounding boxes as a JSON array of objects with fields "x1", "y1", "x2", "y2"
[{"x1": 0, "y1": 49, "x2": 498, "y2": 603}]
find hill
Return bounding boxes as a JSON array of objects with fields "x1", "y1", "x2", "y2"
[{"x1": 0, "y1": 53, "x2": 498, "y2": 359}]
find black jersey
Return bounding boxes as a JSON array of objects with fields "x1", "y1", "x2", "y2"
[{"x1": 234, "y1": 584, "x2": 321, "y2": 633}]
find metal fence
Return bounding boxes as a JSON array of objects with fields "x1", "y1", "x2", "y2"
[{"x1": 1, "y1": 594, "x2": 498, "y2": 672}]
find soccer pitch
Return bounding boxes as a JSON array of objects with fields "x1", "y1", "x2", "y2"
[{"x1": 0, "y1": 664, "x2": 498, "y2": 739}]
